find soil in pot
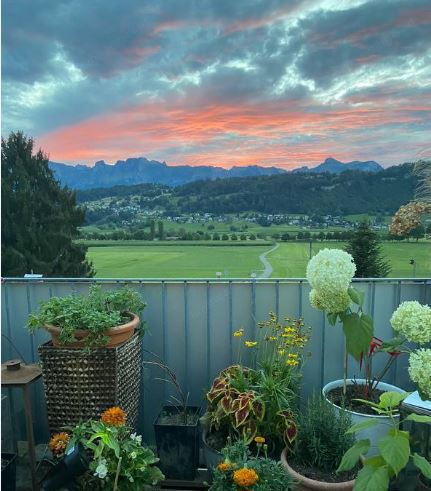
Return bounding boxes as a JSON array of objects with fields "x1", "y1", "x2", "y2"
[
  {"x1": 157, "y1": 408, "x2": 200, "y2": 426},
  {"x1": 327, "y1": 385, "x2": 386, "y2": 414},
  {"x1": 154, "y1": 406, "x2": 200, "y2": 480},
  {"x1": 288, "y1": 460, "x2": 357, "y2": 484}
]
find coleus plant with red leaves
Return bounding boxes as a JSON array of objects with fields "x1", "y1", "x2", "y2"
[{"x1": 204, "y1": 365, "x2": 297, "y2": 447}]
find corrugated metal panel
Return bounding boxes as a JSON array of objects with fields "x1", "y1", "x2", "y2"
[{"x1": 1, "y1": 277, "x2": 429, "y2": 444}]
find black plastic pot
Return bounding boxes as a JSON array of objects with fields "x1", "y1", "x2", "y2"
[
  {"x1": 154, "y1": 405, "x2": 200, "y2": 480},
  {"x1": 41, "y1": 445, "x2": 88, "y2": 490},
  {"x1": 1, "y1": 453, "x2": 17, "y2": 491}
]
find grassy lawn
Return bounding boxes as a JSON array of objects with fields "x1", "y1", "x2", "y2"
[
  {"x1": 87, "y1": 245, "x2": 267, "y2": 278},
  {"x1": 87, "y1": 241, "x2": 430, "y2": 278},
  {"x1": 268, "y1": 241, "x2": 431, "y2": 277}
]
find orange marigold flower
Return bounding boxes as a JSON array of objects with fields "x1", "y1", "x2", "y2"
[
  {"x1": 233, "y1": 468, "x2": 259, "y2": 487},
  {"x1": 254, "y1": 436, "x2": 265, "y2": 444},
  {"x1": 49, "y1": 432, "x2": 70, "y2": 455},
  {"x1": 101, "y1": 406, "x2": 126, "y2": 426},
  {"x1": 217, "y1": 462, "x2": 230, "y2": 472}
]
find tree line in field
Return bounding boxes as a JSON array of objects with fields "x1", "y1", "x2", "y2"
[{"x1": 81, "y1": 221, "x2": 428, "y2": 242}]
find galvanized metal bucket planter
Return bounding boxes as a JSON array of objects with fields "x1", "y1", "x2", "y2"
[{"x1": 323, "y1": 379, "x2": 405, "y2": 455}]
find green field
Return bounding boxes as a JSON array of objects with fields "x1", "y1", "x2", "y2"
[
  {"x1": 87, "y1": 244, "x2": 268, "y2": 277},
  {"x1": 87, "y1": 241, "x2": 430, "y2": 278},
  {"x1": 268, "y1": 241, "x2": 431, "y2": 278}
]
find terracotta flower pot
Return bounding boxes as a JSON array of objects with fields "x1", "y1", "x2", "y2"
[
  {"x1": 281, "y1": 449, "x2": 355, "y2": 491},
  {"x1": 45, "y1": 312, "x2": 139, "y2": 348}
]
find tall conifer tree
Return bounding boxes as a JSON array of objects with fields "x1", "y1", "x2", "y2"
[
  {"x1": 345, "y1": 221, "x2": 390, "y2": 278},
  {"x1": 1, "y1": 132, "x2": 94, "y2": 277}
]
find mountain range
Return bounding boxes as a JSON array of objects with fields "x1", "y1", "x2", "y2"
[
  {"x1": 292, "y1": 157, "x2": 383, "y2": 174},
  {"x1": 50, "y1": 157, "x2": 384, "y2": 189}
]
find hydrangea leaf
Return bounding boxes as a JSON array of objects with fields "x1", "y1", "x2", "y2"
[{"x1": 342, "y1": 312, "x2": 373, "y2": 361}]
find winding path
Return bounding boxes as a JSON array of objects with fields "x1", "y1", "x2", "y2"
[{"x1": 258, "y1": 242, "x2": 280, "y2": 278}]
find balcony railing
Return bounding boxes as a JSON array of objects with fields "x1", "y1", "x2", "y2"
[{"x1": 2, "y1": 277, "x2": 430, "y2": 443}]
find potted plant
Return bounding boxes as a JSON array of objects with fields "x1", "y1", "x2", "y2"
[
  {"x1": 202, "y1": 312, "x2": 310, "y2": 468},
  {"x1": 27, "y1": 285, "x2": 146, "y2": 347},
  {"x1": 210, "y1": 436, "x2": 294, "y2": 491},
  {"x1": 281, "y1": 394, "x2": 357, "y2": 490},
  {"x1": 1, "y1": 452, "x2": 17, "y2": 491},
  {"x1": 337, "y1": 392, "x2": 431, "y2": 491},
  {"x1": 306, "y1": 249, "x2": 409, "y2": 451},
  {"x1": 143, "y1": 351, "x2": 201, "y2": 480},
  {"x1": 47, "y1": 406, "x2": 164, "y2": 490}
]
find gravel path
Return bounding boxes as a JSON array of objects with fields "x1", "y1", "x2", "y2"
[{"x1": 258, "y1": 242, "x2": 280, "y2": 278}]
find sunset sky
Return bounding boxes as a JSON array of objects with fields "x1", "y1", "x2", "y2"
[{"x1": 2, "y1": 0, "x2": 431, "y2": 169}]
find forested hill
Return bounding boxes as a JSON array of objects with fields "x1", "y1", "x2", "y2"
[
  {"x1": 77, "y1": 163, "x2": 415, "y2": 216},
  {"x1": 175, "y1": 163, "x2": 414, "y2": 215}
]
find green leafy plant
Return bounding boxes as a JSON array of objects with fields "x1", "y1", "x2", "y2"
[
  {"x1": 203, "y1": 313, "x2": 309, "y2": 451},
  {"x1": 292, "y1": 394, "x2": 354, "y2": 475},
  {"x1": 64, "y1": 408, "x2": 164, "y2": 490},
  {"x1": 337, "y1": 391, "x2": 431, "y2": 491},
  {"x1": 210, "y1": 437, "x2": 294, "y2": 491},
  {"x1": 27, "y1": 285, "x2": 146, "y2": 346}
]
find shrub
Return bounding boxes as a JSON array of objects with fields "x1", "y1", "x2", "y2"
[{"x1": 292, "y1": 395, "x2": 354, "y2": 473}]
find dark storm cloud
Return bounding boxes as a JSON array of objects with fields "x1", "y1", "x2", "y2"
[
  {"x1": 2, "y1": 0, "x2": 301, "y2": 82},
  {"x1": 293, "y1": 0, "x2": 431, "y2": 86},
  {"x1": 2, "y1": 0, "x2": 430, "y2": 167}
]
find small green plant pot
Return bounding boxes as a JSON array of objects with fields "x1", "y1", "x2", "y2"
[{"x1": 154, "y1": 405, "x2": 201, "y2": 480}]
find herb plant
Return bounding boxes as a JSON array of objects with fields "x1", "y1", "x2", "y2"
[
  {"x1": 292, "y1": 394, "x2": 354, "y2": 474},
  {"x1": 27, "y1": 285, "x2": 145, "y2": 346}
]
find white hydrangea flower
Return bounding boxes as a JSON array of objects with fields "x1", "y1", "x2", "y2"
[
  {"x1": 310, "y1": 288, "x2": 351, "y2": 314},
  {"x1": 94, "y1": 458, "x2": 108, "y2": 479},
  {"x1": 408, "y1": 349, "x2": 431, "y2": 400},
  {"x1": 130, "y1": 451, "x2": 137, "y2": 459},
  {"x1": 390, "y1": 301, "x2": 431, "y2": 344},
  {"x1": 306, "y1": 249, "x2": 356, "y2": 294}
]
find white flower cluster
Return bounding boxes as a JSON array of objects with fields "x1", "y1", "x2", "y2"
[
  {"x1": 307, "y1": 249, "x2": 356, "y2": 313},
  {"x1": 130, "y1": 432, "x2": 142, "y2": 444},
  {"x1": 309, "y1": 288, "x2": 351, "y2": 313},
  {"x1": 94, "y1": 458, "x2": 108, "y2": 479},
  {"x1": 408, "y1": 348, "x2": 431, "y2": 401},
  {"x1": 390, "y1": 301, "x2": 431, "y2": 344}
]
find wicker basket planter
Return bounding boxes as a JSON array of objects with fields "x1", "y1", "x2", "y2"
[{"x1": 39, "y1": 333, "x2": 142, "y2": 432}]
